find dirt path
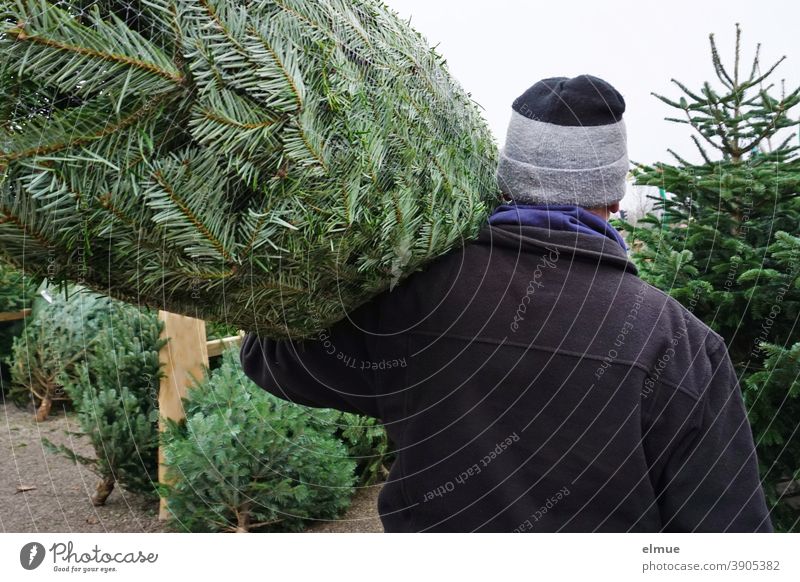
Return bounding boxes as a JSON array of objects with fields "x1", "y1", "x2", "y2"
[{"x1": 0, "y1": 400, "x2": 382, "y2": 533}]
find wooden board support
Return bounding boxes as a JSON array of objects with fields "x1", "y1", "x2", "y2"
[
  {"x1": 0, "y1": 308, "x2": 31, "y2": 322},
  {"x1": 206, "y1": 331, "x2": 245, "y2": 358},
  {"x1": 157, "y1": 311, "x2": 209, "y2": 521}
]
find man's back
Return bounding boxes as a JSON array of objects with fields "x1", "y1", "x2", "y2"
[{"x1": 240, "y1": 223, "x2": 772, "y2": 532}]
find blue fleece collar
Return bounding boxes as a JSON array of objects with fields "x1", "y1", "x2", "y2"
[{"x1": 487, "y1": 204, "x2": 628, "y2": 251}]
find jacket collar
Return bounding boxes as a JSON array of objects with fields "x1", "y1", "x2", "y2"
[{"x1": 477, "y1": 223, "x2": 638, "y2": 276}]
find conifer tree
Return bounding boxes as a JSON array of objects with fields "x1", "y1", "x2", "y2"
[
  {"x1": 43, "y1": 305, "x2": 166, "y2": 505},
  {"x1": 619, "y1": 25, "x2": 800, "y2": 530},
  {"x1": 0, "y1": 0, "x2": 498, "y2": 337},
  {"x1": 8, "y1": 283, "x2": 115, "y2": 419},
  {"x1": 160, "y1": 348, "x2": 356, "y2": 532}
]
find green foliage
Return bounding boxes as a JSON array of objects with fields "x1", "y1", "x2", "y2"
[
  {"x1": 43, "y1": 305, "x2": 166, "y2": 504},
  {"x1": 335, "y1": 412, "x2": 394, "y2": 486},
  {"x1": 0, "y1": 0, "x2": 499, "y2": 338},
  {"x1": 746, "y1": 341, "x2": 800, "y2": 530},
  {"x1": 161, "y1": 349, "x2": 356, "y2": 532},
  {"x1": 0, "y1": 257, "x2": 38, "y2": 312},
  {"x1": 300, "y1": 406, "x2": 395, "y2": 486},
  {"x1": 0, "y1": 259, "x2": 39, "y2": 390},
  {"x1": 6, "y1": 284, "x2": 114, "y2": 414},
  {"x1": 619, "y1": 26, "x2": 800, "y2": 530},
  {"x1": 206, "y1": 320, "x2": 240, "y2": 341}
]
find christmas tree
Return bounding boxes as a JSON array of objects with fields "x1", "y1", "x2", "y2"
[
  {"x1": 619, "y1": 25, "x2": 800, "y2": 531},
  {"x1": 160, "y1": 348, "x2": 356, "y2": 532},
  {"x1": 43, "y1": 304, "x2": 166, "y2": 505},
  {"x1": 0, "y1": 0, "x2": 498, "y2": 337}
]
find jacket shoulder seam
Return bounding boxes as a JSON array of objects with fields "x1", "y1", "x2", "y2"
[
  {"x1": 640, "y1": 284, "x2": 726, "y2": 347},
  {"x1": 408, "y1": 329, "x2": 702, "y2": 401}
]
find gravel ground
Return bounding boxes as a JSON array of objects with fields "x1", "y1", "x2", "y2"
[
  {"x1": 0, "y1": 399, "x2": 166, "y2": 533},
  {"x1": 307, "y1": 484, "x2": 384, "y2": 533},
  {"x1": 0, "y1": 399, "x2": 383, "y2": 533}
]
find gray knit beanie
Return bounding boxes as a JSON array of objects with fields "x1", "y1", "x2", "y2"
[{"x1": 496, "y1": 74, "x2": 628, "y2": 207}]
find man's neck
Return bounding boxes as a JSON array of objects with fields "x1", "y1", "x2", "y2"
[{"x1": 585, "y1": 207, "x2": 611, "y2": 221}]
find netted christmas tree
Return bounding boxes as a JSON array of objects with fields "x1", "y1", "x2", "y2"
[
  {"x1": 0, "y1": 0, "x2": 498, "y2": 337},
  {"x1": 618, "y1": 25, "x2": 800, "y2": 531}
]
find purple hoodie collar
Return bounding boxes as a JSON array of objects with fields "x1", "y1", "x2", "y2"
[{"x1": 487, "y1": 204, "x2": 628, "y2": 251}]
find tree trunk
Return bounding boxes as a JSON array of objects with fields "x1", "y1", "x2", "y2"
[
  {"x1": 35, "y1": 396, "x2": 52, "y2": 422},
  {"x1": 236, "y1": 505, "x2": 251, "y2": 533},
  {"x1": 91, "y1": 475, "x2": 116, "y2": 506}
]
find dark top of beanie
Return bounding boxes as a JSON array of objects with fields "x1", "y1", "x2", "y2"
[{"x1": 511, "y1": 75, "x2": 625, "y2": 127}]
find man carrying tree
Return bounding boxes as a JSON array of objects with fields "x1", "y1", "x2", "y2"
[{"x1": 241, "y1": 75, "x2": 772, "y2": 533}]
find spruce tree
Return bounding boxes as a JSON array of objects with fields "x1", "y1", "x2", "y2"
[
  {"x1": 619, "y1": 25, "x2": 800, "y2": 531},
  {"x1": 0, "y1": 0, "x2": 498, "y2": 338}
]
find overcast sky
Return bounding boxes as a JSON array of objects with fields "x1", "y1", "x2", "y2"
[{"x1": 384, "y1": 0, "x2": 800, "y2": 166}]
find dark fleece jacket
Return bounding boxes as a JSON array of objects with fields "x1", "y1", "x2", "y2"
[{"x1": 240, "y1": 223, "x2": 773, "y2": 533}]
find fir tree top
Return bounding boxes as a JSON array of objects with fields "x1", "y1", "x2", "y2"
[{"x1": 653, "y1": 23, "x2": 800, "y2": 165}]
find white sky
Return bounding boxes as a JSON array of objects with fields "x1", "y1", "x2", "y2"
[{"x1": 384, "y1": 0, "x2": 800, "y2": 166}]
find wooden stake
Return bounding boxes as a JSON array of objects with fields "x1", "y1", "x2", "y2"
[
  {"x1": 0, "y1": 308, "x2": 31, "y2": 322},
  {"x1": 157, "y1": 311, "x2": 208, "y2": 521},
  {"x1": 205, "y1": 331, "x2": 245, "y2": 358}
]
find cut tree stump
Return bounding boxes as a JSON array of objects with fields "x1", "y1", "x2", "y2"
[
  {"x1": 35, "y1": 396, "x2": 52, "y2": 423},
  {"x1": 92, "y1": 475, "x2": 116, "y2": 506}
]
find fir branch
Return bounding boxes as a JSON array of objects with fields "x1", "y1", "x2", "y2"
[
  {"x1": 273, "y1": 0, "x2": 325, "y2": 35},
  {"x1": 748, "y1": 43, "x2": 762, "y2": 82},
  {"x1": 3, "y1": 0, "x2": 184, "y2": 101},
  {"x1": 97, "y1": 193, "x2": 136, "y2": 227},
  {"x1": 691, "y1": 135, "x2": 714, "y2": 165},
  {"x1": 246, "y1": 23, "x2": 304, "y2": 111},
  {"x1": 0, "y1": 94, "x2": 167, "y2": 166},
  {"x1": 739, "y1": 99, "x2": 796, "y2": 154},
  {"x1": 176, "y1": 265, "x2": 237, "y2": 280},
  {"x1": 666, "y1": 148, "x2": 694, "y2": 166},
  {"x1": 194, "y1": 0, "x2": 248, "y2": 57},
  {"x1": 8, "y1": 26, "x2": 183, "y2": 85},
  {"x1": 200, "y1": 110, "x2": 277, "y2": 131},
  {"x1": 150, "y1": 169, "x2": 234, "y2": 263},
  {"x1": 733, "y1": 23, "x2": 741, "y2": 86},
  {"x1": 283, "y1": 118, "x2": 330, "y2": 172},
  {"x1": 237, "y1": 213, "x2": 268, "y2": 257},
  {"x1": 0, "y1": 203, "x2": 54, "y2": 249},
  {"x1": 709, "y1": 31, "x2": 734, "y2": 89},
  {"x1": 746, "y1": 55, "x2": 787, "y2": 91},
  {"x1": 670, "y1": 79, "x2": 707, "y2": 104}
]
